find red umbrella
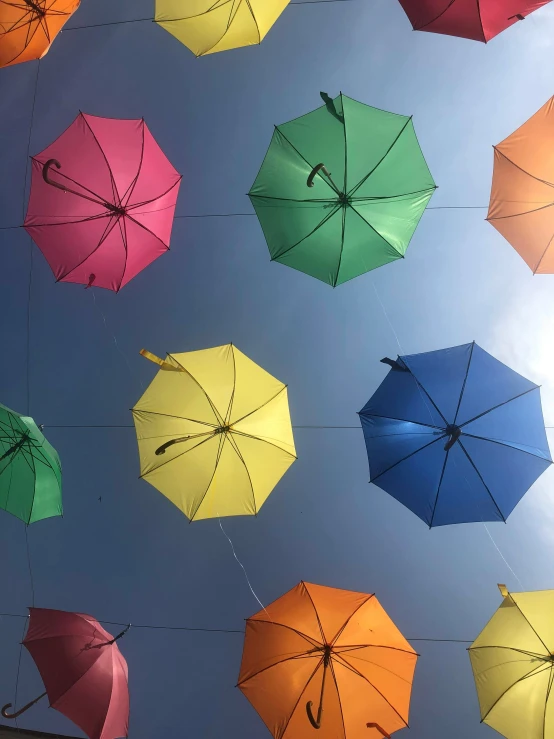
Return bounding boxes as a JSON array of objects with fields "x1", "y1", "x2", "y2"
[
  {"x1": 397, "y1": 0, "x2": 551, "y2": 42},
  {"x1": 1, "y1": 608, "x2": 130, "y2": 739},
  {"x1": 24, "y1": 113, "x2": 182, "y2": 292}
]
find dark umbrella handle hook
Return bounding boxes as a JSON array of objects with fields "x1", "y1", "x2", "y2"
[
  {"x1": 306, "y1": 700, "x2": 322, "y2": 729},
  {"x1": 307, "y1": 163, "x2": 331, "y2": 188},
  {"x1": 42, "y1": 159, "x2": 65, "y2": 190},
  {"x1": 2, "y1": 691, "x2": 47, "y2": 719},
  {"x1": 366, "y1": 723, "x2": 391, "y2": 738},
  {"x1": 42, "y1": 160, "x2": 113, "y2": 211},
  {"x1": 306, "y1": 648, "x2": 330, "y2": 729}
]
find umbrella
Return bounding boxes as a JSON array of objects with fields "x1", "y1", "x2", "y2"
[
  {"x1": 0, "y1": 0, "x2": 80, "y2": 68},
  {"x1": 238, "y1": 581, "x2": 417, "y2": 739},
  {"x1": 0, "y1": 402, "x2": 62, "y2": 524},
  {"x1": 469, "y1": 584, "x2": 554, "y2": 739},
  {"x1": 132, "y1": 344, "x2": 296, "y2": 521},
  {"x1": 1, "y1": 608, "x2": 129, "y2": 739},
  {"x1": 250, "y1": 92, "x2": 435, "y2": 287},
  {"x1": 488, "y1": 96, "x2": 554, "y2": 273},
  {"x1": 397, "y1": 0, "x2": 551, "y2": 43},
  {"x1": 154, "y1": 0, "x2": 290, "y2": 57},
  {"x1": 358, "y1": 342, "x2": 552, "y2": 527},
  {"x1": 24, "y1": 112, "x2": 182, "y2": 292}
]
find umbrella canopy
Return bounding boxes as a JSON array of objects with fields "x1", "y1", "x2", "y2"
[
  {"x1": 238, "y1": 581, "x2": 417, "y2": 739},
  {"x1": 358, "y1": 342, "x2": 552, "y2": 527},
  {"x1": 24, "y1": 112, "x2": 182, "y2": 292},
  {"x1": 397, "y1": 0, "x2": 551, "y2": 43},
  {"x1": 0, "y1": 402, "x2": 62, "y2": 524},
  {"x1": 1, "y1": 608, "x2": 129, "y2": 739},
  {"x1": 250, "y1": 92, "x2": 435, "y2": 287},
  {"x1": 0, "y1": 0, "x2": 80, "y2": 68},
  {"x1": 132, "y1": 344, "x2": 296, "y2": 521},
  {"x1": 488, "y1": 96, "x2": 554, "y2": 273},
  {"x1": 469, "y1": 585, "x2": 554, "y2": 739},
  {"x1": 154, "y1": 0, "x2": 290, "y2": 57}
]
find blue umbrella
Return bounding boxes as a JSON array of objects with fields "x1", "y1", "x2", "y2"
[{"x1": 358, "y1": 343, "x2": 552, "y2": 527}]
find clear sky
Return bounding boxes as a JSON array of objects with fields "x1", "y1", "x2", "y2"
[{"x1": 2, "y1": 1, "x2": 554, "y2": 738}]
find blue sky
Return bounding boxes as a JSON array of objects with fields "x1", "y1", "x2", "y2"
[{"x1": 2, "y1": 1, "x2": 554, "y2": 738}]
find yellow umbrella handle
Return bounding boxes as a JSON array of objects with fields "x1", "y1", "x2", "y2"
[
  {"x1": 140, "y1": 349, "x2": 181, "y2": 372},
  {"x1": 2, "y1": 691, "x2": 47, "y2": 719},
  {"x1": 366, "y1": 724, "x2": 391, "y2": 738}
]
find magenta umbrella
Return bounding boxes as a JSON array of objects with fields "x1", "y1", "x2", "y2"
[{"x1": 24, "y1": 113, "x2": 182, "y2": 292}]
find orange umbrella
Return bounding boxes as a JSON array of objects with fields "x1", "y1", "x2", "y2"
[
  {"x1": 0, "y1": 0, "x2": 80, "y2": 69},
  {"x1": 238, "y1": 582, "x2": 417, "y2": 739},
  {"x1": 488, "y1": 96, "x2": 554, "y2": 273}
]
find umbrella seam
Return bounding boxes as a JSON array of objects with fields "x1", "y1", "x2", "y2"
[
  {"x1": 429, "y1": 450, "x2": 450, "y2": 528},
  {"x1": 369, "y1": 435, "x2": 445, "y2": 485},
  {"x1": 456, "y1": 439, "x2": 506, "y2": 522},
  {"x1": 453, "y1": 342, "x2": 475, "y2": 424},
  {"x1": 330, "y1": 595, "x2": 374, "y2": 645},
  {"x1": 462, "y1": 433, "x2": 552, "y2": 462},
  {"x1": 302, "y1": 583, "x2": 327, "y2": 644},
  {"x1": 459, "y1": 386, "x2": 540, "y2": 430},
  {"x1": 189, "y1": 433, "x2": 227, "y2": 521}
]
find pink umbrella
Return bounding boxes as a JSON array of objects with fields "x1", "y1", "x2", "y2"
[
  {"x1": 24, "y1": 113, "x2": 182, "y2": 292},
  {"x1": 1, "y1": 608, "x2": 129, "y2": 739}
]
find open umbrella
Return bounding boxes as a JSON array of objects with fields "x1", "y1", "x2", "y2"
[
  {"x1": 1, "y1": 608, "x2": 129, "y2": 739},
  {"x1": 358, "y1": 342, "x2": 552, "y2": 527},
  {"x1": 0, "y1": 0, "x2": 80, "y2": 68},
  {"x1": 154, "y1": 0, "x2": 290, "y2": 57},
  {"x1": 24, "y1": 112, "x2": 182, "y2": 292},
  {"x1": 488, "y1": 96, "x2": 554, "y2": 273},
  {"x1": 469, "y1": 584, "x2": 554, "y2": 739},
  {"x1": 250, "y1": 92, "x2": 435, "y2": 287},
  {"x1": 0, "y1": 402, "x2": 62, "y2": 524},
  {"x1": 238, "y1": 581, "x2": 417, "y2": 739},
  {"x1": 132, "y1": 344, "x2": 296, "y2": 521},
  {"x1": 397, "y1": 0, "x2": 551, "y2": 43}
]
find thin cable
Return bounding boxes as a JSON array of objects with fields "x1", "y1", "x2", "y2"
[
  {"x1": 371, "y1": 280, "x2": 403, "y2": 355},
  {"x1": 483, "y1": 523, "x2": 524, "y2": 590},
  {"x1": 24, "y1": 526, "x2": 35, "y2": 608},
  {"x1": 42, "y1": 424, "x2": 360, "y2": 429},
  {"x1": 218, "y1": 517, "x2": 269, "y2": 618}
]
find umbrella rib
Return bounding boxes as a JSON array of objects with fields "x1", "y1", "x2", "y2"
[
  {"x1": 246, "y1": 617, "x2": 323, "y2": 649},
  {"x1": 330, "y1": 594, "x2": 374, "y2": 645},
  {"x1": 468, "y1": 645, "x2": 550, "y2": 661},
  {"x1": 475, "y1": 0, "x2": 486, "y2": 43},
  {"x1": 196, "y1": 0, "x2": 238, "y2": 55},
  {"x1": 271, "y1": 204, "x2": 342, "y2": 261},
  {"x1": 480, "y1": 662, "x2": 553, "y2": 723},
  {"x1": 302, "y1": 583, "x2": 327, "y2": 644},
  {"x1": 224, "y1": 346, "x2": 237, "y2": 426},
  {"x1": 493, "y1": 148, "x2": 554, "y2": 193},
  {"x1": 140, "y1": 434, "x2": 216, "y2": 480},
  {"x1": 121, "y1": 213, "x2": 171, "y2": 252},
  {"x1": 231, "y1": 385, "x2": 286, "y2": 427},
  {"x1": 168, "y1": 354, "x2": 226, "y2": 427},
  {"x1": 116, "y1": 210, "x2": 129, "y2": 291},
  {"x1": 275, "y1": 127, "x2": 341, "y2": 197},
  {"x1": 533, "y1": 230, "x2": 554, "y2": 275},
  {"x1": 400, "y1": 360, "x2": 449, "y2": 426},
  {"x1": 509, "y1": 597, "x2": 552, "y2": 656},
  {"x1": 2, "y1": 13, "x2": 42, "y2": 65},
  {"x1": 244, "y1": 0, "x2": 261, "y2": 44},
  {"x1": 452, "y1": 341, "x2": 475, "y2": 424},
  {"x1": 121, "y1": 119, "x2": 145, "y2": 206},
  {"x1": 80, "y1": 114, "x2": 122, "y2": 207},
  {"x1": 239, "y1": 651, "x2": 322, "y2": 688},
  {"x1": 410, "y1": 0, "x2": 457, "y2": 31},
  {"x1": 329, "y1": 660, "x2": 347, "y2": 739},
  {"x1": 543, "y1": 664, "x2": 554, "y2": 739},
  {"x1": 225, "y1": 432, "x2": 257, "y2": 515},
  {"x1": 189, "y1": 433, "x2": 227, "y2": 521},
  {"x1": 132, "y1": 409, "x2": 218, "y2": 430},
  {"x1": 459, "y1": 386, "x2": 539, "y2": 431},
  {"x1": 332, "y1": 653, "x2": 409, "y2": 727},
  {"x1": 336, "y1": 651, "x2": 414, "y2": 685},
  {"x1": 334, "y1": 643, "x2": 416, "y2": 657},
  {"x1": 348, "y1": 202, "x2": 403, "y2": 256},
  {"x1": 125, "y1": 177, "x2": 182, "y2": 213},
  {"x1": 250, "y1": 194, "x2": 339, "y2": 204},
  {"x1": 56, "y1": 215, "x2": 119, "y2": 282},
  {"x1": 462, "y1": 433, "x2": 552, "y2": 462},
  {"x1": 350, "y1": 188, "x2": 436, "y2": 203},
  {"x1": 229, "y1": 429, "x2": 297, "y2": 459},
  {"x1": 279, "y1": 658, "x2": 326, "y2": 739},
  {"x1": 360, "y1": 412, "x2": 442, "y2": 431},
  {"x1": 370, "y1": 436, "x2": 445, "y2": 485},
  {"x1": 429, "y1": 451, "x2": 450, "y2": 528},
  {"x1": 333, "y1": 203, "x2": 347, "y2": 287},
  {"x1": 346, "y1": 117, "x2": 411, "y2": 200},
  {"x1": 487, "y1": 199, "x2": 554, "y2": 222},
  {"x1": 456, "y1": 440, "x2": 506, "y2": 522},
  {"x1": 31, "y1": 157, "x2": 113, "y2": 208}
]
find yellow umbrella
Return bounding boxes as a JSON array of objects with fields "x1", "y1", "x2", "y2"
[
  {"x1": 469, "y1": 585, "x2": 554, "y2": 739},
  {"x1": 154, "y1": 0, "x2": 290, "y2": 57},
  {"x1": 132, "y1": 344, "x2": 296, "y2": 521}
]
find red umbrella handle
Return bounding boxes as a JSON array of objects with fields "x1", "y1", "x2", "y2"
[
  {"x1": 2, "y1": 691, "x2": 47, "y2": 719},
  {"x1": 366, "y1": 724, "x2": 391, "y2": 738}
]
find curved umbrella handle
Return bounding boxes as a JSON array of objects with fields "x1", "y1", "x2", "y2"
[
  {"x1": 366, "y1": 723, "x2": 391, "y2": 738},
  {"x1": 42, "y1": 159, "x2": 64, "y2": 190},
  {"x1": 444, "y1": 426, "x2": 461, "y2": 451},
  {"x1": 306, "y1": 700, "x2": 322, "y2": 730},
  {"x1": 155, "y1": 437, "x2": 191, "y2": 456},
  {"x1": 42, "y1": 159, "x2": 117, "y2": 212},
  {"x1": 307, "y1": 163, "x2": 331, "y2": 188},
  {"x1": 2, "y1": 691, "x2": 47, "y2": 719}
]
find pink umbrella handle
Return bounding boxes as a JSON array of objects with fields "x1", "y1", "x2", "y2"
[
  {"x1": 366, "y1": 724, "x2": 391, "y2": 738},
  {"x1": 42, "y1": 159, "x2": 124, "y2": 214},
  {"x1": 2, "y1": 691, "x2": 47, "y2": 719}
]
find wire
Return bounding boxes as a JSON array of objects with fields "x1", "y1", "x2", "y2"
[
  {"x1": 42, "y1": 424, "x2": 360, "y2": 429},
  {"x1": 24, "y1": 527, "x2": 35, "y2": 608}
]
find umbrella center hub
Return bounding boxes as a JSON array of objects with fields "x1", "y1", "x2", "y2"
[
  {"x1": 105, "y1": 202, "x2": 127, "y2": 217},
  {"x1": 214, "y1": 425, "x2": 231, "y2": 435},
  {"x1": 337, "y1": 192, "x2": 350, "y2": 205},
  {"x1": 445, "y1": 424, "x2": 461, "y2": 438}
]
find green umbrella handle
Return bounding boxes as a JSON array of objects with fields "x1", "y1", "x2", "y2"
[
  {"x1": 307, "y1": 163, "x2": 332, "y2": 189},
  {"x1": 366, "y1": 723, "x2": 391, "y2": 738},
  {"x1": 2, "y1": 691, "x2": 47, "y2": 719}
]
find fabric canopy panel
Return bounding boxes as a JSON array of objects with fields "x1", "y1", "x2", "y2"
[
  {"x1": 359, "y1": 342, "x2": 552, "y2": 527},
  {"x1": 0, "y1": 0, "x2": 80, "y2": 68},
  {"x1": 25, "y1": 113, "x2": 182, "y2": 292},
  {"x1": 488, "y1": 96, "x2": 554, "y2": 273},
  {"x1": 250, "y1": 92, "x2": 436, "y2": 287},
  {"x1": 470, "y1": 586, "x2": 554, "y2": 739},
  {"x1": 0, "y1": 402, "x2": 62, "y2": 524},
  {"x1": 133, "y1": 344, "x2": 296, "y2": 521},
  {"x1": 397, "y1": 0, "x2": 551, "y2": 43},
  {"x1": 155, "y1": 0, "x2": 290, "y2": 56},
  {"x1": 238, "y1": 581, "x2": 417, "y2": 739}
]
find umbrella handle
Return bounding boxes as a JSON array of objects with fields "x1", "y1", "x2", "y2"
[
  {"x1": 366, "y1": 723, "x2": 391, "y2": 738},
  {"x1": 306, "y1": 647, "x2": 331, "y2": 729},
  {"x1": 380, "y1": 357, "x2": 408, "y2": 372},
  {"x1": 307, "y1": 163, "x2": 331, "y2": 188},
  {"x1": 306, "y1": 701, "x2": 322, "y2": 730},
  {"x1": 508, "y1": 13, "x2": 524, "y2": 20},
  {"x1": 1, "y1": 691, "x2": 47, "y2": 719},
  {"x1": 42, "y1": 159, "x2": 123, "y2": 214},
  {"x1": 155, "y1": 437, "x2": 191, "y2": 456}
]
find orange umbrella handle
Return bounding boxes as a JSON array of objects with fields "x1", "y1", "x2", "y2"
[
  {"x1": 366, "y1": 723, "x2": 391, "y2": 738},
  {"x1": 306, "y1": 647, "x2": 331, "y2": 729},
  {"x1": 1, "y1": 691, "x2": 47, "y2": 719}
]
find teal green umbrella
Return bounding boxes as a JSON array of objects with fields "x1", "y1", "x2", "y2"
[
  {"x1": 0, "y1": 404, "x2": 62, "y2": 524},
  {"x1": 249, "y1": 92, "x2": 436, "y2": 287}
]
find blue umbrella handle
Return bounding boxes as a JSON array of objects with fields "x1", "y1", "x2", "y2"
[{"x1": 2, "y1": 691, "x2": 47, "y2": 719}]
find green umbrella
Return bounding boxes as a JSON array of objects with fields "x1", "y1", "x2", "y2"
[
  {"x1": 0, "y1": 404, "x2": 62, "y2": 524},
  {"x1": 249, "y1": 92, "x2": 436, "y2": 287}
]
